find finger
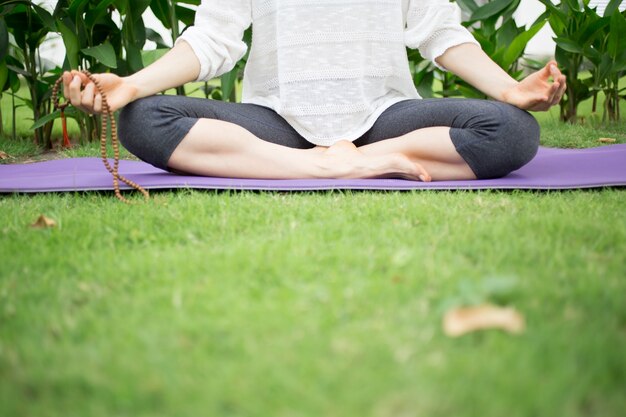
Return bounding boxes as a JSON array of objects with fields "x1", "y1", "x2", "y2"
[
  {"x1": 547, "y1": 81, "x2": 560, "y2": 105},
  {"x1": 70, "y1": 70, "x2": 91, "y2": 86},
  {"x1": 531, "y1": 103, "x2": 550, "y2": 112},
  {"x1": 416, "y1": 163, "x2": 431, "y2": 182},
  {"x1": 93, "y1": 94, "x2": 103, "y2": 114},
  {"x1": 539, "y1": 61, "x2": 554, "y2": 80},
  {"x1": 62, "y1": 72, "x2": 73, "y2": 101},
  {"x1": 559, "y1": 75, "x2": 567, "y2": 101},
  {"x1": 81, "y1": 82, "x2": 96, "y2": 110},
  {"x1": 69, "y1": 75, "x2": 84, "y2": 108},
  {"x1": 551, "y1": 83, "x2": 565, "y2": 106},
  {"x1": 549, "y1": 63, "x2": 562, "y2": 81},
  {"x1": 550, "y1": 76, "x2": 567, "y2": 106}
]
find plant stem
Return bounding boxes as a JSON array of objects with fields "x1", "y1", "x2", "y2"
[{"x1": 11, "y1": 92, "x2": 16, "y2": 141}]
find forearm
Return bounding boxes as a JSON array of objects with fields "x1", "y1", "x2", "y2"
[
  {"x1": 124, "y1": 40, "x2": 200, "y2": 100},
  {"x1": 435, "y1": 43, "x2": 518, "y2": 102}
]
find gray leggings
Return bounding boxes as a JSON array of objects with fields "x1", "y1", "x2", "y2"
[{"x1": 118, "y1": 96, "x2": 540, "y2": 179}]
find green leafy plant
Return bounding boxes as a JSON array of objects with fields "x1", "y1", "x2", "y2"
[
  {"x1": 2, "y1": 0, "x2": 56, "y2": 147},
  {"x1": 538, "y1": 0, "x2": 626, "y2": 123},
  {"x1": 583, "y1": 0, "x2": 626, "y2": 122},
  {"x1": 47, "y1": 0, "x2": 153, "y2": 144}
]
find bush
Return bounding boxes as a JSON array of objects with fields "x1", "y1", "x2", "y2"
[{"x1": 539, "y1": 0, "x2": 626, "y2": 123}]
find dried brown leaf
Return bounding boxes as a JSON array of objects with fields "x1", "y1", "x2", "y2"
[
  {"x1": 443, "y1": 304, "x2": 525, "y2": 337},
  {"x1": 30, "y1": 215, "x2": 57, "y2": 229},
  {"x1": 598, "y1": 137, "x2": 616, "y2": 143},
  {"x1": 0, "y1": 151, "x2": 10, "y2": 160}
]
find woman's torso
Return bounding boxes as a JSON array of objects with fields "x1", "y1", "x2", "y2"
[{"x1": 242, "y1": 0, "x2": 420, "y2": 145}]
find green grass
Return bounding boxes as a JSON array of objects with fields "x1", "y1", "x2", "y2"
[
  {"x1": 1, "y1": 190, "x2": 625, "y2": 417},
  {"x1": 1, "y1": 86, "x2": 626, "y2": 417}
]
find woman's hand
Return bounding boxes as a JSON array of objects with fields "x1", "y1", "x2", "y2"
[
  {"x1": 62, "y1": 70, "x2": 138, "y2": 114},
  {"x1": 501, "y1": 61, "x2": 567, "y2": 112}
]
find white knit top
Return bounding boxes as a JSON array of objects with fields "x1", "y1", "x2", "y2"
[{"x1": 177, "y1": 0, "x2": 479, "y2": 146}]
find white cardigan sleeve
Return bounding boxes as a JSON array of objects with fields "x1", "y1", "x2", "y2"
[
  {"x1": 404, "y1": 0, "x2": 480, "y2": 71},
  {"x1": 175, "y1": 0, "x2": 251, "y2": 81}
]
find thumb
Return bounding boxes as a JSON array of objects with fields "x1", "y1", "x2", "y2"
[
  {"x1": 542, "y1": 61, "x2": 557, "y2": 78},
  {"x1": 70, "y1": 70, "x2": 91, "y2": 86}
]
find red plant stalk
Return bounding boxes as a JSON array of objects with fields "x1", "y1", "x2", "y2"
[{"x1": 61, "y1": 110, "x2": 71, "y2": 148}]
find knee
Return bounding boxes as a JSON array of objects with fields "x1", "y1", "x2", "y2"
[
  {"x1": 118, "y1": 96, "x2": 205, "y2": 170},
  {"x1": 499, "y1": 104, "x2": 540, "y2": 172},
  {"x1": 117, "y1": 96, "x2": 160, "y2": 156},
  {"x1": 472, "y1": 102, "x2": 540, "y2": 179}
]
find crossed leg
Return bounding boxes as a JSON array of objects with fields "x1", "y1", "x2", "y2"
[
  {"x1": 167, "y1": 118, "x2": 437, "y2": 181},
  {"x1": 119, "y1": 96, "x2": 540, "y2": 182}
]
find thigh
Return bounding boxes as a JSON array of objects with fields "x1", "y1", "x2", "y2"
[
  {"x1": 119, "y1": 95, "x2": 313, "y2": 170},
  {"x1": 354, "y1": 98, "x2": 504, "y2": 146},
  {"x1": 354, "y1": 98, "x2": 540, "y2": 179},
  {"x1": 168, "y1": 96, "x2": 313, "y2": 149}
]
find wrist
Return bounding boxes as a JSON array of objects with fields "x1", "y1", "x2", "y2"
[
  {"x1": 123, "y1": 74, "x2": 146, "y2": 102},
  {"x1": 497, "y1": 79, "x2": 520, "y2": 103}
]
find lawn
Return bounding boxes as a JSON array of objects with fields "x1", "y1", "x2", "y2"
[{"x1": 1, "y1": 93, "x2": 625, "y2": 416}]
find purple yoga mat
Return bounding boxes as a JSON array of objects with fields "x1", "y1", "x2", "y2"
[{"x1": 1, "y1": 145, "x2": 625, "y2": 192}]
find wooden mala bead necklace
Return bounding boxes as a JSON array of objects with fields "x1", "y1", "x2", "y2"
[{"x1": 52, "y1": 70, "x2": 150, "y2": 203}]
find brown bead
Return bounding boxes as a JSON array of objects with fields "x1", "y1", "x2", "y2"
[{"x1": 51, "y1": 70, "x2": 150, "y2": 203}]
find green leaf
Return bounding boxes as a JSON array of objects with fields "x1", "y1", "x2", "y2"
[
  {"x1": 554, "y1": 37, "x2": 584, "y2": 54},
  {"x1": 0, "y1": 18, "x2": 8, "y2": 62},
  {"x1": 608, "y1": 10, "x2": 626, "y2": 59},
  {"x1": 604, "y1": 0, "x2": 623, "y2": 16},
  {"x1": 615, "y1": 49, "x2": 626, "y2": 72},
  {"x1": 6, "y1": 64, "x2": 28, "y2": 77},
  {"x1": 578, "y1": 16, "x2": 610, "y2": 48},
  {"x1": 125, "y1": 43, "x2": 144, "y2": 73},
  {"x1": 583, "y1": 45, "x2": 602, "y2": 63},
  {"x1": 141, "y1": 48, "x2": 168, "y2": 67},
  {"x1": 501, "y1": 20, "x2": 546, "y2": 70},
  {"x1": 175, "y1": 5, "x2": 197, "y2": 26},
  {"x1": 57, "y1": 19, "x2": 79, "y2": 69},
  {"x1": 9, "y1": 71, "x2": 20, "y2": 92},
  {"x1": 536, "y1": 0, "x2": 568, "y2": 30},
  {"x1": 495, "y1": 17, "x2": 519, "y2": 48},
  {"x1": 31, "y1": 107, "x2": 79, "y2": 131},
  {"x1": 456, "y1": 0, "x2": 479, "y2": 14},
  {"x1": 0, "y1": 61, "x2": 8, "y2": 91},
  {"x1": 598, "y1": 55, "x2": 613, "y2": 81},
  {"x1": 84, "y1": 0, "x2": 116, "y2": 30},
  {"x1": 470, "y1": 0, "x2": 516, "y2": 22},
  {"x1": 563, "y1": 0, "x2": 583, "y2": 12},
  {"x1": 146, "y1": 28, "x2": 168, "y2": 49},
  {"x1": 81, "y1": 41, "x2": 117, "y2": 68},
  {"x1": 32, "y1": 4, "x2": 55, "y2": 31},
  {"x1": 415, "y1": 72, "x2": 435, "y2": 98},
  {"x1": 68, "y1": 0, "x2": 90, "y2": 20},
  {"x1": 220, "y1": 67, "x2": 238, "y2": 102},
  {"x1": 149, "y1": 0, "x2": 172, "y2": 29}
]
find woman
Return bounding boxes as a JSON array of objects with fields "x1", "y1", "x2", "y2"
[{"x1": 63, "y1": 0, "x2": 566, "y2": 182}]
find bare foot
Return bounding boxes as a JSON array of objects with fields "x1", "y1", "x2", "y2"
[{"x1": 317, "y1": 140, "x2": 431, "y2": 181}]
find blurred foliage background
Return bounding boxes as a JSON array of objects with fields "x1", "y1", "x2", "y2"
[{"x1": 0, "y1": 0, "x2": 624, "y2": 149}]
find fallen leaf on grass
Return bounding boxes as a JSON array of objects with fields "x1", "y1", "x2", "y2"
[
  {"x1": 443, "y1": 304, "x2": 525, "y2": 337},
  {"x1": 30, "y1": 215, "x2": 57, "y2": 229},
  {"x1": 598, "y1": 137, "x2": 616, "y2": 143},
  {"x1": 0, "y1": 151, "x2": 10, "y2": 160}
]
